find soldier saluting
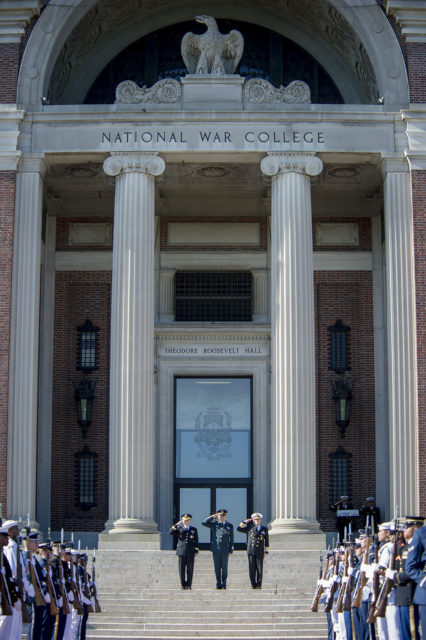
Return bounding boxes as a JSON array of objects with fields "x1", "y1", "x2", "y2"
[
  {"x1": 202, "y1": 509, "x2": 234, "y2": 589},
  {"x1": 237, "y1": 513, "x2": 269, "y2": 589},
  {"x1": 170, "y1": 514, "x2": 199, "y2": 590}
]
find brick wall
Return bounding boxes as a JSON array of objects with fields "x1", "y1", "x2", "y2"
[
  {"x1": 0, "y1": 44, "x2": 20, "y2": 103},
  {"x1": 407, "y1": 44, "x2": 426, "y2": 103},
  {"x1": 412, "y1": 170, "x2": 426, "y2": 516},
  {"x1": 51, "y1": 271, "x2": 111, "y2": 531},
  {"x1": 0, "y1": 172, "x2": 16, "y2": 511},
  {"x1": 315, "y1": 271, "x2": 376, "y2": 531}
]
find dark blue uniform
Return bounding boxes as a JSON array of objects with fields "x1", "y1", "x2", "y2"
[
  {"x1": 170, "y1": 523, "x2": 199, "y2": 589},
  {"x1": 405, "y1": 526, "x2": 426, "y2": 638},
  {"x1": 202, "y1": 515, "x2": 234, "y2": 589},
  {"x1": 237, "y1": 520, "x2": 269, "y2": 588}
]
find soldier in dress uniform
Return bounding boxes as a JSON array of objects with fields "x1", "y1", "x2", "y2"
[
  {"x1": 3, "y1": 519, "x2": 32, "y2": 640},
  {"x1": 360, "y1": 498, "x2": 381, "y2": 533},
  {"x1": 0, "y1": 525, "x2": 19, "y2": 640},
  {"x1": 384, "y1": 517, "x2": 424, "y2": 640},
  {"x1": 237, "y1": 513, "x2": 269, "y2": 589},
  {"x1": 330, "y1": 496, "x2": 354, "y2": 543},
  {"x1": 405, "y1": 523, "x2": 426, "y2": 639},
  {"x1": 22, "y1": 531, "x2": 51, "y2": 640},
  {"x1": 202, "y1": 509, "x2": 234, "y2": 589},
  {"x1": 170, "y1": 514, "x2": 199, "y2": 589}
]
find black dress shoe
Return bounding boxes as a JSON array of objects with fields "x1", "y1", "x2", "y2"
[{"x1": 216, "y1": 586, "x2": 222, "y2": 589}]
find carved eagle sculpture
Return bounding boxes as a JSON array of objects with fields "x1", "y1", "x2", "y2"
[{"x1": 181, "y1": 15, "x2": 244, "y2": 76}]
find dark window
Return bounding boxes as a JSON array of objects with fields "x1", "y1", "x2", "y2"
[
  {"x1": 75, "y1": 447, "x2": 97, "y2": 510},
  {"x1": 330, "y1": 447, "x2": 352, "y2": 503},
  {"x1": 175, "y1": 271, "x2": 252, "y2": 322},
  {"x1": 76, "y1": 319, "x2": 99, "y2": 373},
  {"x1": 328, "y1": 319, "x2": 351, "y2": 373},
  {"x1": 84, "y1": 20, "x2": 343, "y2": 104}
]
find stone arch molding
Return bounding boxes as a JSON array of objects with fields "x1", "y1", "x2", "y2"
[{"x1": 17, "y1": 0, "x2": 409, "y2": 109}]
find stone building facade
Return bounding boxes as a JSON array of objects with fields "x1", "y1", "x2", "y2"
[{"x1": 0, "y1": 0, "x2": 425, "y2": 548}]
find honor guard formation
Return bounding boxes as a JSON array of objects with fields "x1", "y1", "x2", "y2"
[
  {"x1": 311, "y1": 510, "x2": 426, "y2": 640},
  {"x1": 0, "y1": 517, "x2": 101, "y2": 640}
]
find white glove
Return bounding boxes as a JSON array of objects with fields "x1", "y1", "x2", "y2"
[
  {"x1": 362, "y1": 586, "x2": 371, "y2": 601},
  {"x1": 385, "y1": 569, "x2": 397, "y2": 579},
  {"x1": 348, "y1": 567, "x2": 354, "y2": 576},
  {"x1": 14, "y1": 600, "x2": 22, "y2": 611},
  {"x1": 61, "y1": 578, "x2": 66, "y2": 586},
  {"x1": 44, "y1": 593, "x2": 50, "y2": 603},
  {"x1": 361, "y1": 563, "x2": 369, "y2": 573},
  {"x1": 27, "y1": 584, "x2": 35, "y2": 598},
  {"x1": 30, "y1": 556, "x2": 36, "y2": 566},
  {"x1": 364, "y1": 565, "x2": 375, "y2": 579},
  {"x1": 0, "y1": 567, "x2": 5, "y2": 576},
  {"x1": 58, "y1": 597, "x2": 63, "y2": 608},
  {"x1": 342, "y1": 576, "x2": 349, "y2": 583},
  {"x1": 320, "y1": 579, "x2": 330, "y2": 587},
  {"x1": 68, "y1": 591, "x2": 74, "y2": 602}
]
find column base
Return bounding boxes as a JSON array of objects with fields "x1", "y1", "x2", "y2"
[
  {"x1": 268, "y1": 518, "x2": 326, "y2": 549},
  {"x1": 101, "y1": 518, "x2": 161, "y2": 545}
]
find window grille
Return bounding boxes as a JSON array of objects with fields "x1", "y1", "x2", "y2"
[
  {"x1": 330, "y1": 447, "x2": 352, "y2": 504},
  {"x1": 328, "y1": 319, "x2": 351, "y2": 373},
  {"x1": 75, "y1": 446, "x2": 97, "y2": 509},
  {"x1": 175, "y1": 272, "x2": 252, "y2": 322},
  {"x1": 76, "y1": 319, "x2": 99, "y2": 373}
]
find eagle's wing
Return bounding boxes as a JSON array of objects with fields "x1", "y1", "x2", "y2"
[
  {"x1": 181, "y1": 32, "x2": 200, "y2": 74},
  {"x1": 222, "y1": 30, "x2": 244, "y2": 74}
]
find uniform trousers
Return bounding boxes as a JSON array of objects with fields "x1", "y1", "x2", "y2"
[
  {"x1": 353, "y1": 603, "x2": 370, "y2": 640},
  {"x1": 376, "y1": 615, "x2": 388, "y2": 640},
  {"x1": 0, "y1": 613, "x2": 13, "y2": 640},
  {"x1": 385, "y1": 604, "x2": 401, "y2": 639},
  {"x1": 418, "y1": 606, "x2": 426, "y2": 640},
  {"x1": 70, "y1": 608, "x2": 82, "y2": 639},
  {"x1": 248, "y1": 554, "x2": 263, "y2": 588},
  {"x1": 397, "y1": 605, "x2": 420, "y2": 640},
  {"x1": 212, "y1": 552, "x2": 229, "y2": 587},
  {"x1": 62, "y1": 611, "x2": 74, "y2": 640},
  {"x1": 178, "y1": 555, "x2": 194, "y2": 588},
  {"x1": 52, "y1": 610, "x2": 68, "y2": 640},
  {"x1": 78, "y1": 603, "x2": 89, "y2": 640},
  {"x1": 10, "y1": 603, "x2": 23, "y2": 640}
]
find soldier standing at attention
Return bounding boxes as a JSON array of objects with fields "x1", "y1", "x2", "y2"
[
  {"x1": 237, "y1": 513, "x2": 269, "y2": 589},
  {"x1": 405, "y1": 523, "x2": 426, "y2": 639},
  {"x1": 202, "y1": 509, "x2": 234, "y2": 589},
  {"x1": 170, "y1": 514, "x2": 199, "y2": 589}
]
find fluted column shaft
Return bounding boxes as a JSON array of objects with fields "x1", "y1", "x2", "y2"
[
  {"x1": 381, "y1": 157, "x2": 418, "y2": 516},
  {"x1": 8, "y1": 155, "x2": 46, "y2": 526},
  {"x1": 261, "y1": 153, "x2": 322, "y2": 536},
  {"x1": 103, "y1": 153, "x2": 165, "y2": 535}
]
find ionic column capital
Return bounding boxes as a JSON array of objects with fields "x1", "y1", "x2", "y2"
[
  {"x1": 261, "y1": 152, "x2": 323, "y2": 178},
  {"x1": 103, "y1": 152, "x2": 165, "y2": 178}
]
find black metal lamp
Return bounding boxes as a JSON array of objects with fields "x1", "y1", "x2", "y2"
[
  {"x1": 333, "y1": 378, "x2": 352, "y2": 438},
  {"x1": 74, "y1": 379, "x2": 95, "y2": 438}
]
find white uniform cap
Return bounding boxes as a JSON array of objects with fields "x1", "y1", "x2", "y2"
[
  {"x1": 2, "y1": 520, "x2": 18, "y2": 530},
  {"x1": 251, "y1": 513, "x2": 263, "y2": 519},
  {"x1": 0, "y1": 527, "x2": 9, "y2": 535},
  {"x1": 378, "y1": 522, "x2": 392, "y2": 530}
]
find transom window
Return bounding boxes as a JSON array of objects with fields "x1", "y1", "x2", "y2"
[{"x1": 175, "y1": 271, "x2": 252, "y2": 322}]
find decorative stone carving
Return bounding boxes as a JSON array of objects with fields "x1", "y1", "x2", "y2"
[
  {"x1": 181, "y1": 15, "x2": 244, "y2": 75},
  {"x1": 115, "y1": 78, "x2": 181, "y2": 104},
  {"x1": 261, "y1": 152, "x2": 323, "y2": 178},
  {"x1": 103, "y1": 153, "x2": 165, "y2": 177},
  {"x1": 244, "y1": 78, "x2": 311, "y2": 104}
]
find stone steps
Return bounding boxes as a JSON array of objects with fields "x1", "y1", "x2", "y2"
[{"x1": 86, "y1": 547, "x2": 328, "y2": 639}]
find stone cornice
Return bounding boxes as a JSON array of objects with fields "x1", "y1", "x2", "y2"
[
  {"x1": 0, "y1": 1, "x2": 41, "y2": 43},
  {"x1": 385, "y1": 1, "x2": 426, "y2": 42}
]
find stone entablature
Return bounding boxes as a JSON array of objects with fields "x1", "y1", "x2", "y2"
[
  {"x1": 385, "y1": 1, "x2": 426, "y2": 42},
  {"x1": 0, "y1": 1, "x2": 41, "y2": 43}
]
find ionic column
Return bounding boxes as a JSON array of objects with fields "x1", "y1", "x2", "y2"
[
  {"x1": 261, "y1": 152, "x2": 323, "y2": 540},
  {"x1": 8, "y1": 154, "x2": 47, "y2": 527},
  {"x1": 381, "y1": 156, "x2": 418, "y2": 516},
  {"x1": 103, "y1": 152, "x2": 165, "y2": 538}
]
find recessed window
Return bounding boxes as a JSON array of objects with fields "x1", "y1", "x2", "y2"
[
  {"x1": 330, "y1": 447, "x2": 352, "y2": 504},
  {"x1": 328, "y1": 319, "x2": 351, "y2": 373},
  {"x1": 76, "y1": 319, "x2": 99, "y2": 373},
  {"x1": 75, "y1": 446, "x2": 97, "y2": 510},
  {"x1": 175, "y1": 272, "x2": 252, "y2": 322}
]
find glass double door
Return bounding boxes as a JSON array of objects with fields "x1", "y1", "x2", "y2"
[{"x1": 174, "y1": 377, "x2": 252, "y2": 550}]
